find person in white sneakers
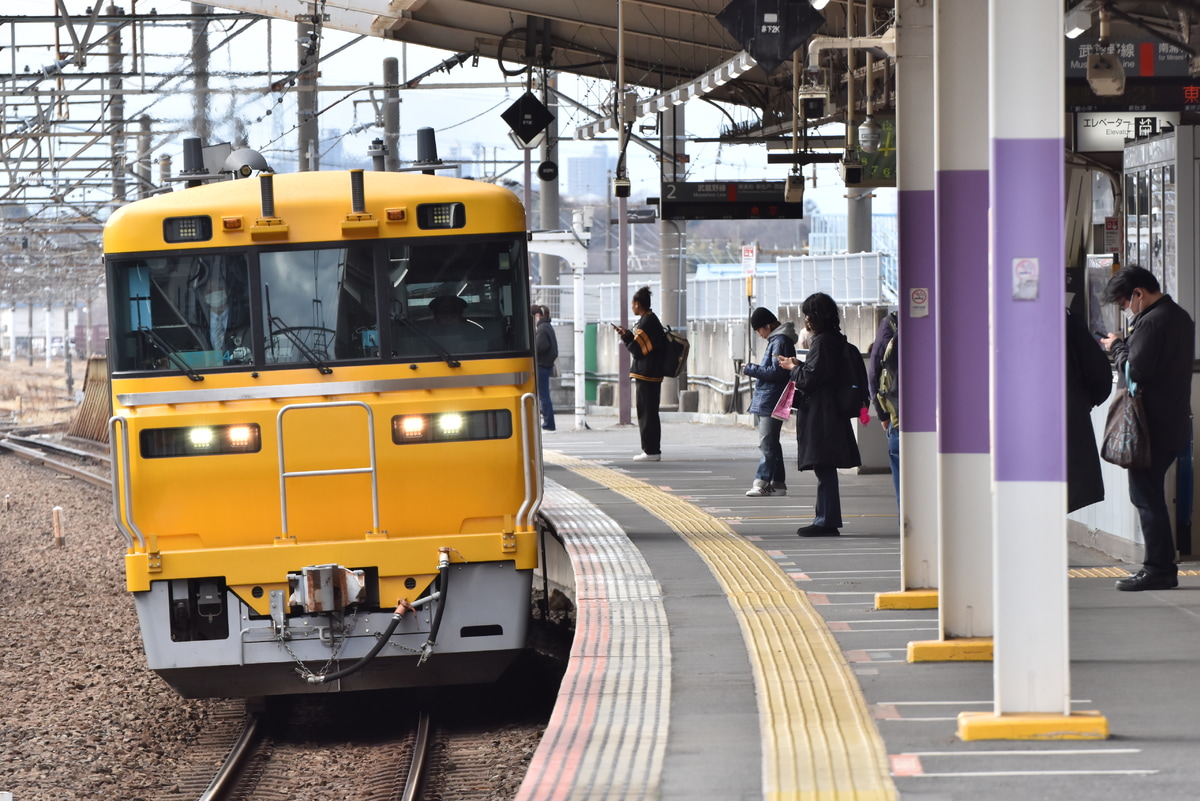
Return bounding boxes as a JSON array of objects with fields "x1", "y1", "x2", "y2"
[
  {"x1": 742, "y1": 307, "x2": 798, "y2": 496},
  {"x1": 615, "y1": 286, "x2": 666, "y2": 462}
]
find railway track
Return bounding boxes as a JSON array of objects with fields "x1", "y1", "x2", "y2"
[
  {"x1": 0, "y1": 426, "x2": 111, "y2": 487},
  {"x1": 189, "y1": 700, "x2": 443, "y2": 801}
]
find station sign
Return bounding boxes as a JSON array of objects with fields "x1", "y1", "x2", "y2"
[
  {"x1": 659, "y1": 181, "x2": 804, "y2": 221},
  {"x1": 1076, "y1": 111, "x2": 1179, "y2": 151}
]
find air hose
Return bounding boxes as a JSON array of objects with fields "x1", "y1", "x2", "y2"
[
  {"x1": 304, "y1": 599, "x2": 414, "y2": 685},
  {"x1": 303, "y1": 548, "x2": 453, "y2": 684}
]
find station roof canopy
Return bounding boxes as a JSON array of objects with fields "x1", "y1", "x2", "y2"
[{"x1": 203, "y1": 0, "x2": 886, "y2": 138}]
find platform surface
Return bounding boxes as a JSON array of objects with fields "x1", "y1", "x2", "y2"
[{"x1": 517, "y1": 414, "x2": 1200, "y2": 801}]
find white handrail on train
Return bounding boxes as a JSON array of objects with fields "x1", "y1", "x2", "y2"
[
  {"x1": 276, "y1": 401, "x2": 380, "y2": 538},
  {"x1": 107, "y1": 416, "x2": 145, "y2": 550},
  {"x1": 516, "y1": 392, "x2": 544, "y2": 529}
]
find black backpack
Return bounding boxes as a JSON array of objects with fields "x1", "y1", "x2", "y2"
[
  {"x1": 660, "y1": 325, "x2": 690, "y2": 378},
  {"x1": 838, "y1": 338, "x2": 871, "y2": 419},
  {"x1": 876, "y1": 313, "x2": 898, "y2": 422}
]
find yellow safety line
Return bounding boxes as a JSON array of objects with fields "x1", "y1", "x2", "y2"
[{"x1": 546, "y1": 452, "x2": 897, "y2": 801}]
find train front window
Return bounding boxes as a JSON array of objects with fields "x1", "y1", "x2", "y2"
[
  {"x1": 385, "y1": 237, "x2": 530, "y2": 360},
  {"x1": 109, "y1": 254, "x2": 253, "y2": 372},
  {"x1": 259, "y1": 246, "x2": 377, "y2": 366}
]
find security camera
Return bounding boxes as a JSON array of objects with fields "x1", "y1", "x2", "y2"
[{"x1": 613, "y1": 176, "x2": 631, "y2": 198}]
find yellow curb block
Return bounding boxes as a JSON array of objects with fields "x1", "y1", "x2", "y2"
[
  {"x1": 907, "y1": 637, "x2": 994, "y2": 662},
  {"x1": 958, "y1": 710, "x2": 1109, "y2": 741},
  {"x1": 875, "y1": 589, "x2": 938, "y2": 610}
]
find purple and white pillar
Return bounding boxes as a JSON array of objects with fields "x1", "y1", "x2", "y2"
[
  {"x1": 895, "y1": 0, "x2": 938, "y2": 592},
  {"x1": 935, "y1": 0, "x2": 993, "y2": 641},
  {"x1": 988, "y1": 0, "x2": 1069, "y2": 714}
]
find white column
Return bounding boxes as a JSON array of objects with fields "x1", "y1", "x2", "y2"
[{"x1": 932, "y1": 0, "x2": 993, "y2": 645}]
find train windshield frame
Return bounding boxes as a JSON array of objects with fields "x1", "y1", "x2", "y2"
[{"x1": 107, "y1": 234, "x2": 532, "y2": 374}]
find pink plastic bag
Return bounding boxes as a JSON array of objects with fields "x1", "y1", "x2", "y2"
[{"x1": 771, "y1": 381, "x2": 796, "y2": 421}]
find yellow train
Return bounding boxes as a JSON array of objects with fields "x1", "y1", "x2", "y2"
[{"x1": 105, "y1": 162, "x2": 545, "y2": 697}]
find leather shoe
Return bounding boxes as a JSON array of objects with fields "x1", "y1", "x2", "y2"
[
  {"x1": 796, "y1": 524, "x2": 839, "y2": 537},
  {"x1": 1115, "y1": 569, "x2": 1178, "y2": 592}
]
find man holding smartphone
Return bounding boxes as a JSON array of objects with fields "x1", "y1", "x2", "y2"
[{"x1": 614, "y1": 286, "x2": 667, "y2": 462}]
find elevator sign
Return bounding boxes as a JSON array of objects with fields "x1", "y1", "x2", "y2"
[{"x1": 1076, "y1": 111, "x2": 1179, "y2": 152}]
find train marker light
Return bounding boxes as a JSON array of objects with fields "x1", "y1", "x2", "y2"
[
  {"x1": 227, "y1": 425, "x2": 253, "y2": 448},
  {"x1": 400, "y1": 415, "x2": 427, "y2": 439},
  {"x1": 222, "y1": 217, "x2": 243, "y2": 231},
  {"x1": 386, "y1": 207, "x2": 407, "y2": 222}
]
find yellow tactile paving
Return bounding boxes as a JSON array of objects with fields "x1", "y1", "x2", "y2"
[
  {"x1": 546, "y1": 452, "x2": 897, "y2": 801},
  {"x1": 1069, "y1": 567, "x2": 1200, "y2": 578}
]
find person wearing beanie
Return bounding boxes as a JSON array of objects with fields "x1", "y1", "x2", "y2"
[{"x1": 742, "y1": 307, "x2": 798, "y2": 496}]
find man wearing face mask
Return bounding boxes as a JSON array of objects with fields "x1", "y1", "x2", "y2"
[
  {"x1": 1100, "y1": 264, "x2": 1194, "y2": 591},
  {"x1": 200, "y1": 271, "x2": 251, "y2": 364}
]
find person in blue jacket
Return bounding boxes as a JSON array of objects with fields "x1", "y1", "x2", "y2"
[{"x1": 742, "y1": 307, "x2": 799, "y2": 496}]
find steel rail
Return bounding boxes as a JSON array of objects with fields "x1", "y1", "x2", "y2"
[
  {"x1": 197, "y1": 711, "x2": 264, "y2": 801},
  {"x1": 401, "y1": 711, "x2": 433, "y2": 801}
]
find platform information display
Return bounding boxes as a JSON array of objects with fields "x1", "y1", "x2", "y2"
[{"x1": 659, "y1": 181, "x2": 804, "y2": 221}]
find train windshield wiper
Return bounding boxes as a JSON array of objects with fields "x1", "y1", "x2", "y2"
[
  {"x1": 137, "y1": 327, "x2": 204, "y2": 382},
  {"x1": 396, "y1": 315, "x2": 461, "y2": 368},
  {"x1": 267, "y1": 316, "x2": 333, "y2": 375}
]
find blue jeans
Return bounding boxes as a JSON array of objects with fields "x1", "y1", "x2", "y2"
[
  {"x1": 755, "y1": 415, "x2": 786, "y2": 486},
  {"x1": 536, "y1": 364, "x2": 555, "y2": 430},
  {"x1": 813, "y1": 464, "x2": 843, "y2": 529},
  {"x1": 887, "y1": 423, "x2": 900, "y2": 507}
]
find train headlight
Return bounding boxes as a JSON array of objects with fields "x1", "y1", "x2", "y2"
[
  {"x1": 416, "y1": 202, "x2": 465, "y2": 230},
  {"x1": 189, "y1": 428, "x2": 215, "y2": 449},
  {"x1": 391, "y1": 410, "x2": 512, "y2": 445},
  {"x1": 140, "y1": 423, "x2": 262, "y2": 458}
]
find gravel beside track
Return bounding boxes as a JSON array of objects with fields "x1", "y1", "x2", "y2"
[{"x1": 0, "y1": 451, "x2": 219, "y2": 801}]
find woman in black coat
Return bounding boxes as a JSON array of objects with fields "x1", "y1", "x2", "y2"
[
  {"x1": 777, "y1": 292, "x2": 862, "y2": 536},
  {"x1": 1066, "y1": 308, "x2": 1112, "y2": 512}
]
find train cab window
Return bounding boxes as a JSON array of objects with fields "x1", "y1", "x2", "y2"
[
  {"x1": 385, "y1": 236, "x2": 531, "y2": 361},
  {"x1": 258, "y1": 246, "x2": 378, "y2": 366},
  {"x1": 108, "y1": 254, "x2": 253, "y2": 373}
]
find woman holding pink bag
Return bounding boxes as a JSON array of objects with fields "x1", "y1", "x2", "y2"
[{"x1": 742, "y1": 307, "x2": 799, "y2": 497}]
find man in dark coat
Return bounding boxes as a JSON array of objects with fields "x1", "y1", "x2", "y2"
[
  {"x1": 1101, "y1": 265, "x2": 1195, "y2": 591},
  {"x1": 533, "y1": 305, "x2": 558, "y2": 431},
  {"x1": 615, "y1": 286, "x2": 666, "y2": 461},
  {"x1": 777, "y1": 292, "x2": 862, "y2": 536},
  {"x1": 1066, "y1": 308, "x2": 1112, "y2": 513}
]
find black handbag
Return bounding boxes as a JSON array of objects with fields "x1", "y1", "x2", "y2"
[{"x1": 1100, "y1": 365, "x2": 1151, "y2": 470}]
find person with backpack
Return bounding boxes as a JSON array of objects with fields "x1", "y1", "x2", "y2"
[
  {"x1": 868, "y1": 309, "x2": 899, "y2": 504},
  {"x1": 742, "y1": 307, "x2": 799, "y2": 496},
  {"x1": 776, "y1": 292, "x2": 862, "y2": 536},
  {"x1": 615, "y1": 286, "x2": 667, "y2": 461}
]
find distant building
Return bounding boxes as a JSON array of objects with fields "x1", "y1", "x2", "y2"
[{"x1": 567, "y1": 144, "x2": 612, "y2": 200}]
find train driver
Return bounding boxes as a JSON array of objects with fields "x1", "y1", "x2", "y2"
[{"x1": 198, "y1": 267, "x2": 251, "y2": 364}]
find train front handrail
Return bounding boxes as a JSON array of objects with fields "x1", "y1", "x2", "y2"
[
  {"x1": 516, "y1": 392, "x2": 544, "y2": 530},
  {"x1": 107, "y1": 416, "x2": 146, "y2": 550},
  {"x1": 276, "y1": 401, "x2": 380, "y2": 538}
]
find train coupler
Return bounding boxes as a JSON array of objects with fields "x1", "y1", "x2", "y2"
[{"x1": 287, "y1": 564, "x2": 367, "y2": 613}]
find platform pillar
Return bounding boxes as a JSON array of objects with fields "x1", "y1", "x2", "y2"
[
  {"x1": 916, "y1": 0, "x2": 995, "y2": 659},
  {"x1": 877, "y1": 0, "x2": 940, "y2": 614},
  {"x1": 967, "y1": 0, "x2": 1107, "y2": 741}
]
